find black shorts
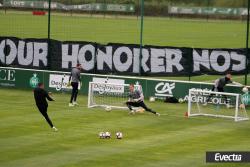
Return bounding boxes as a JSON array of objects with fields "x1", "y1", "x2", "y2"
[{"x1": 212, "y1": 86, "x2": 224, "y2": 92}]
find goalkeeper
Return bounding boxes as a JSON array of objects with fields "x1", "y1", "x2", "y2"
[
  {"x1": 126, "y1": 84, "x2": 160, "y2": 116},
  {"x1": 68, "y1": 64, "x2": 82, "y2": 107},
  {"x1": 204, "y1": 73, "x2": 242, "y2": 106}
]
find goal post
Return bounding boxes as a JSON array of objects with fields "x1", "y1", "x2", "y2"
[
  {"x1": 88, "y1": 82, "x2": 133, "y2": 110},
  {"x1": 188, "y1": 89, "x2": 249, "y2": 122}
]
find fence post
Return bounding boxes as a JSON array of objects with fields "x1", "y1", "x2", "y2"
[
  {"x1": 188, "y1": 48, "x2": 193, "y2": 81},
  {"x1": 139, "y1": 0, "x2": 144, "y2": 76},
  {"x1": 206, "y1": 0, "x2": 210, "y2": 22},
  {"x1": 70, "y1": 0, "x2": 73, "y2": 16},
  {"x1": 47, "y1": 0, "x2": 52, "y2": 69},
  {"x1": 245, "y1": 0, "x2": 250, "y2": 85}
]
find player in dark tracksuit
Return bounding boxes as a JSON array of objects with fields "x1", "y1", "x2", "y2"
[
  {"x1": 69, "y1": 64, "x2": 82, "y2": 106},
  {"x1": 205, "y1": 73, "x2": 242, "y2": 107},
  {"x1": 126, "y1": 84, "x2": 160, "y2": 116},
  {"x1": 34, "y1": 83, "x2": 57, "y2": 131}
]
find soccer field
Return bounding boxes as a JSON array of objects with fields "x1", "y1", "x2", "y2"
[
  {"x1": 1, "y1": 88, "x2": 250, "y2": 167},
  {"x1": 0, "y1": 11, "x2": 247, "y2": 48}
]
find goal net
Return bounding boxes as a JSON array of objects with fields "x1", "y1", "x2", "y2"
[
  {"x1": 88, "y1": 82, "x2": 142, "y2": 110},
  {"x1": 188, "y1": 89, "x2": 249, "y2": 122}
]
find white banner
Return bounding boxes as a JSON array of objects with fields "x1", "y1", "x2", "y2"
[{"x1": 49, "y1": 74, "x2": 80, "y2": 91}]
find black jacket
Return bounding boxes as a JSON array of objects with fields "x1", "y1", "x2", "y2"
[{"x1": 34, "y1": 87, "x2": 54, "y2": 107}]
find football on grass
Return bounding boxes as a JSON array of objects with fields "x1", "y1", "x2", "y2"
[
  {"x1": 178, "y1": 98, "x2": 184, "y2": 103},
  {"x1": 99, "y1": 132, "x2": 105, "y2": 139},
  {"x1": 105, "y1": 132, "x2": 111, "y2": 138},
  {"x1": 105, "y1": 106, "x2": 111, "y2": 111},
  {"x1": 116, "y1": 132, "x2": 123, "y2": 139}
]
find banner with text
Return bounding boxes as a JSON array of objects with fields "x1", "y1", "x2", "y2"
[
  {"x1": 169, "y1": 6, "x2": 248, "y2": 16},
  {"x1": 0, "y1": 37, "x2": 248, "y2": 76},
  {"x1": 3, "y1": 0, "x2": 135, "y2": 12}
]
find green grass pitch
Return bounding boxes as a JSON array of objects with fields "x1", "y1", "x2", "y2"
[{"x1": 1, "y1": 88, "x2": 250, "y2": 167}]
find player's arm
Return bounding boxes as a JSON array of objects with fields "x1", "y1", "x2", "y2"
[
  {"x1": 78, "y1": 72, "x2": 81, "y2": 82},
  {"x1": 69, "y1": 71, "x2": 72, "y2": 82},
  {"x1": 137, "y1": 93, "x2": 144, "y2": 101},
  {"x1": 214, "y1": 79, "x2": 219, "y2": 91},
  {"x1": 133, "y1": 91, "x2": 144, "y2": 102},
  {"x1": 67, "y1": 71, "x2": 72, "y2": 87},
  {"x1": 44, "y1": 90, "x2": 54, "y2": 101},
  {"x1": 127, "y1": 93, "x2": 133, "y2": 102},
  {"x1": 232, "y1": 81, "x2": 243, "y2": 86},
  {"x1": 78, "y1": 72, "x2": 82, "y2": 87}
]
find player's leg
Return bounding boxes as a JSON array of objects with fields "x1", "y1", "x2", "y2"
[
  {"x1": 126, "y1": 101, "x2": 140, "y2": 110},
  {"x1": 73, "y1": 83, "x2": 79, "y2": 105},
  {"x1": 138, "y1": 101, "x2": 160, "y2": 116},
  {"x1": 69, "y1": 82, "x2": 77, "y2": 106},
  {"x1": 38, "y1": 106, "x2": 57, "y2": 131},
  {"x1": 126, "y1": 101, "x2": 141, "y2": 114}
]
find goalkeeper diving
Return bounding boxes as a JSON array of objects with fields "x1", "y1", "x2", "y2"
[{"x1": 126, "y1": 84, "x2": 160, "y2": 116}]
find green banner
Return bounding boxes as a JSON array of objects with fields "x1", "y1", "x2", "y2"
[
  {"x1": 169, "y1": 6, "x2": 247, "y2": 16},
  {"x1": 3, "y1": 0, "x2": 135, "y2": 12},
  {"x1": 0, "y1": 67, "x2": 243, "y2": 103}
]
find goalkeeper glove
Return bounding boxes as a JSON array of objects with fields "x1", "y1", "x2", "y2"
[{"x1": 133, "y1": 98, "x2": 139, "y2": 102}]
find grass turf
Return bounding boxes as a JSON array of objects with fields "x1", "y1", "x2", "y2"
[
  {"x1": 0, "y1": 88, "x2": 250, "y2": 167},
  {"x1": 0, "y1": 10, "x2": 248, "y2": 48}
]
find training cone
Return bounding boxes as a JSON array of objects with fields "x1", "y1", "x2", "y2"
[{"x1": 184, "y1": 112, "x2": 188, "y2": 118}]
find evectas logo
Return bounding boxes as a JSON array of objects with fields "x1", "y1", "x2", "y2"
[
  {"x1": 215, "y1": 153, "x2": 242, "y2": 162},
  {"x1": 206, "y1": 152, "x2": 250, "y2": 163}
]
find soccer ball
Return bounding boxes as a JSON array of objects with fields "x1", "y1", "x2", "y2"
[
  {"x1": 149, "y1": 97, "x2": 155, "y2": 102},
  {"x1": 178, "y1": 98, "x2": 184, "y2": 103},
  {"x1": 105, "y1": 106, "x2": 111, "y2": 112},
  {"x1": 99, "y1": 132, "x2": 105, "y2": 139},
  {"x1": 242, "y1": 87, "x2": 248, "y2": 93},
  {"x1": 116, "y1": 132, "x2": 123, "y2": 139},
  {"x1": 105, "y1": 132, "x2": 111, "y2": 139}
]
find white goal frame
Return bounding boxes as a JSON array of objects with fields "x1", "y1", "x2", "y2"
[
  {"x1": 88, "y1": 82, "x2": 130, "y2": 110},
  {"x1": 188, "y1": 89, "x2": 249, "y2": 122}
]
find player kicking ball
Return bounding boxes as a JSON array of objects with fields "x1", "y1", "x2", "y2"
[
  {"x1": 126, "y1": 84, "x2": 160, "y2": 116},
  {"x1": 34, "y1": 83, "x2": 58, "y2": 132}
]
